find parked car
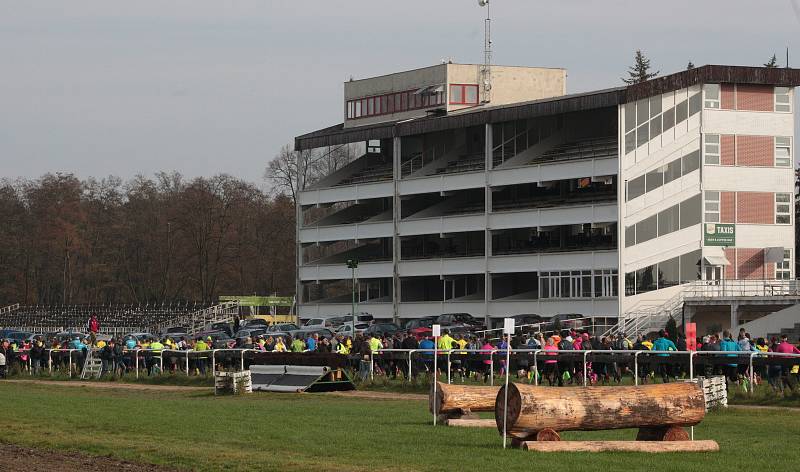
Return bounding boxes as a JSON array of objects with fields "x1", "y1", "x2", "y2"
[
  {"x1": 511, "y1": 314, "x2": 545, "y2": 333},
  {"x1": 363, "y1": 322, "x2": 401, "y2": 337},
  {"x1": 242, "y1": 318, "x2": 270, "y2": 329},
  {"x1": 334, "y1": 323, "x2": 370, "y2": 336},
  {"x1": 435, "y1": 313, "x2": 485, "y2": 331},
  {"x1": 203, "y1": 322, "x2": 233, "y2": 337},
  {"x1": 234, "y1": 328, "x2": 267, "y2": 344},
  {"x1": 404, "y1": 316, "x2": 437, "y2": 331},
  {"x1": 54, "y1": 331, "x2": 90, "y2": 343},
  {"x1": 267, "y1": 323, "x2": 299, "y2": 332},
  {"x1": 4, "y1": 331, "x2": 32, "y2": 343},
  {"x1": 290, "y1": 328, "x2": 335, "y2": 340},
  {"x1": 197, "y1": 331, "x2": 235, "y2": 349},
  {"x1": 160, "y1": 326, "x2": 189, "y2": 339},
  {"x1": 327, "y1": 316, "x2": 351, "y2": 328},
  {"x1": 542, "y1": 314, "x2": 587, "y2": 333},
  {"x1": 125, "y1": 332, "x2": 157, "y2": 342},
  {"x1": 303, "y1": 318, "x2": 336, "y2": 329}
]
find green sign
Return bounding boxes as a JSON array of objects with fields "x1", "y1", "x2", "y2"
[
  {"x1": 219, "y1": 295, "x2": 294, "y2": 307},
  {"x1": 703, "y1": 223, "x2": 735, "y2": 246}
]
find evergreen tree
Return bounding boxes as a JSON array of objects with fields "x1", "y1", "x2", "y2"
[
  {"x1": 764, "y1": 54, "x2": 779, "y2": 68},
  {"x1": 686, "y1": 61, "x2": 695, "y2": 70},
  {"x1": 665, "y1": 316, "x2": 678, "y2": 342},
  {"x1": 622, "y1": 50, "x2": 659, "y2": 84}
]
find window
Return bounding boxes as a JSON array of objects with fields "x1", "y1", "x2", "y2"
[
  {"x1": 679, "y1": 250, "x2": 702, "y2": 283},
  {"x1": 625, "y1": 225, "x2": 636, "y2": 247},
  {"x1": 775, "y1": 87, "x2": 791, "y2": 112},
  {"x1": 680, "y1": 194, "x2": 702, "y2": 229},
  {"x1": 775, "y1": 137, "x2": 792, "y2": 167},
  {"x1": 675, "y1": 100, "x2": 688, "y2": 124},
  {"x1": 665, "y1": 158, "x2": 682, "y2": 184},
  {"x1": 658, "y1": 257, "x2": 680, "y2": 288},
  {"x1": 658, "y1": 204, "x2": 679, "y2": 236},
  {"x1": 625, "y1": 131, "x2": 637, "y2": 154},
  {"x1": 448, "y1": 84, "x2": 479, "y2": 105},
  {"x1": 636, "y1": 265, "x2": 656, "y2": 293},
  {"x1": 625, "y1": 102, "x2": 636, "y2": 133},
  {"x1": 646, "y1": 166, "x2": 666, "y2": 192},
  {"x1": 663, "y1": 107, "x2": 675, "y2": 132},
  {"x1": 776, "y1": 193, "x2": 791, "y2": 224},
  {"x1": 637, "y1": 99, "x2": 649, "y2": 126},
  {"x1": 593, "y1": 269, "x2": 618, "y2": 298},
  {"x1": 704, "y1": 191, "x2": 720, "y2": 223},
  {"x1": 704, "y1": 134, "x2": 720, "y2": 165},
  {"x1": 689, "y1": 92, "x2": 702, "y2": 116},
  {"x1": 627, "y1": 175, "x2": 646, "y2": 201},
  {"x1": 682, "y1": 150, "x2": 700, "y2": 174},
  {"x1": 347, "y1": 101, "x2": 354, "y2": 119},
  {"x1": 636, "y1": 214, "x2": 658, "y2": 243},
  {"x1": 704, "y1": 84, "x2": 721, "y2": 109},
  {"x1": 636, "y1": 123, "x2": 649, "y2": 148},
  {"x1": 776, "y1": 250, "x2": 791, "y2": 279}
]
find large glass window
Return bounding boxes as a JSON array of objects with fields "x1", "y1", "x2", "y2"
[
  {"x1": 704, "y1": 134, "x2": 720, "y2": 165},
  {"x1": 449, "y1": 85, "x2": 464, "y2": 104},
  {"x1": 776, "y1": 193, "x2": 791, "y2": 224},
  {"x1": 679, "y1": 250, "x2": 702, "y2": 283},
  {"x1": 658, "y1": 256, "x2": 680, "y2": 288},
  {"x1": 682, "y1": 150, "x2": 700, "y2": 174},
  {"x1": 689, "y1": 92, "x2": 702, "y2": 116},
  {"x1": 646, "y1": 167, "x2": 665, "y2": 192},
  {"x1": 627, "y1": 175, "x2": 646, "y2": 201},
  {"x1": 625, "y1": 102, "x2": 636, "y2": 133},
  {"x1": 625, "y1": 225, "x2": 636, "y2": 247},
  {"x1": 449, "y1": 84, "x2": 479, "y2": 105},
  {"x1": 775, "y1": 137, "x2": 792, "y2": 167},
  {"x1": 680, "y1": 194, "x2": 702, "y2": 228},
  {"x1": 704, "y1": 84, "x2": 721, "y2": 109},
  {"x1": 636, "y1": 265, "x2": 656, "y2": 293},
  {"x1": 662, "y1": 107, "x2": 675, "y2": 132},
  {"x1": 637, "y1": 99, "x2": 649, "y2": 126},
  {"x1": 636, "y1": 214, "x2": 658, "y2": 243},
  {"x1": 704, "y1": 191, "x2": 720, "y2": 223},
  {"x1": 775, "y1": 87, "x2": 791, "y2": 112},
  {"x1": 665, "y1": 158, "x2": 682, "y2": 184},
  {"x1": 636, "y1": 123, "x2": 649, "y2": 148},
  {"x1": 776, "y1": 250, "x2": 791, "y2": 279},
  {"x1": 658, "y1": 204, "x2": 679, "y2": 236},
  {"x1": 675, "y1": 99, "x2": 688, "y2": 124}
]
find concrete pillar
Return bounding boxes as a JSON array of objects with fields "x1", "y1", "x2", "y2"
[
  {"x1": 483, "y1": 123, "x2": 493, "y2": 328},
  {"x1": 392, "y1": 137, "x2": 401, "y2": 324},
  {"x1": 729, "y1": 302, "x2": 739, "y2": 331}
]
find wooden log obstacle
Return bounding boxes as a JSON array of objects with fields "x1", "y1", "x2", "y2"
[
  {"x1": 430, "y1": 382, "x2": 499, "y2": 427},
  {"x1": 495, "y1": 382, "x2": 719, "y2": 453}
]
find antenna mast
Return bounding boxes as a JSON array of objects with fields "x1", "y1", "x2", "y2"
[{"x1": 480, "y1": 0, "x2": 492, "y2": 103}]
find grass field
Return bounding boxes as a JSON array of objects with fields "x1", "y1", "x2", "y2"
[{"x1": 0, "y1": 381, "x2": 798, "y2": 472}]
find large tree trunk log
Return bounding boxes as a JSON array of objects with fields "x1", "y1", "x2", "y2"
[
  {"x1": 430, "y1": 382, "x2": 499, "y2": 415},
  {"x1": 519, "y1": 440, "x2": 719, "y2": 453},
  {"x1": 496, "y1": 383, "x2": 705, "y2": 439},
  {"x1": 445, "y1": 418, "x2": 496, "y2": 428}
]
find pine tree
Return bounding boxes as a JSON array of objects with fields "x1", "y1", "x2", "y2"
[
  {"x1": 686, "y1": 61, "x2": 695, "y2": 70},
  {"x1": 622, "y1": 50, "x2": 659, "y2": 84},
  {"x1": 764, "y1": 54, "x2": 779, "y2": 68},
  {"x1": 665, "y1": 316, "x2": 678, "y2": 342}
]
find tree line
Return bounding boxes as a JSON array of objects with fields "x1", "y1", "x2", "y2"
[{"x1": 0, "y1": 173, "x2": 295, "y2": 306}]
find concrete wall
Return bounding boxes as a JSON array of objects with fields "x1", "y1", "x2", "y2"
[
  {"x1": 740, "y1": 304, "x2": 800, "y2": 338},
  {"x1": 448, "y1": 64, "x2": 566, "y2": 109}
]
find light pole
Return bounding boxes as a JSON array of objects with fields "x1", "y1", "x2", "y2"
[{"x1": 347, "y1": 259, "x2": 359, "y2": 334}]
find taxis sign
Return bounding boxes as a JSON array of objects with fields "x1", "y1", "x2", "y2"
[{"x1": 704, "y1": 223, "x2": 735, "y2": 246}]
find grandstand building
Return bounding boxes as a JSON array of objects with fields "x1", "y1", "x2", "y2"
[{"x1": 294, "y1": 63, "x2": 800, "y2": 333}]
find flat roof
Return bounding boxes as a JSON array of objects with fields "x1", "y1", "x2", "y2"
[{"x1": 296, "y1": 65, "x2": 800, "y2": 150}]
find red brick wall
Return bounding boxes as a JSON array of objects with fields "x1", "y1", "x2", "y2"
[
  {"x1": 721, "y1": 84, "x2": 735, "y2": 110},
  {"x1": 736, "y1": 192, "x2": 774, "y2": 224},
  {"x1": 736, "y1": 248, "x2": 766, "y2": 279},
  {"x1": 724, "y1": 248, "x2": 736, "y2": 279},
  {"x1": 736, "y1": 135, "x2": 773, "y2": 166},
  {"x1": 720, "y1": 135, "x2": 735, "y2": 165},
  {"x1": 736, "y1": 85, "x2": 774, "y2": 112},
  {"x1": 720, "y1": 191, "x2": 736, "y2": 223}
]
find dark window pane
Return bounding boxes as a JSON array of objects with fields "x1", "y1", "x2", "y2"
[
  {"x1": 689, "y1": 92, "x2": 702, "y2": 116},
  {"x1": 682, "y1": 150, "x2": 700, "y2": 174},
  {"x1": 625, "y1": 131, "x2": 636, "y2": 154},
  {"x1": 650, "y1": 95, "x2": 662, "y2": 117},
  {"x1": 625, "y1": 272, "x2": 636, "y2": 296},
  {"x1": 646, "y1": 168, "x2": 664, "y2": 192},
  {"x1": 679, "y1": 194, "x2": 702, "y2": 229},
  {"x1": 658, "y1": 204, "x2": 679, "y2": 236},
  {"x1": 636, "y1": 214, "x2": 658, "y2": 243},
  {"x1": 649, "y1": 115, "x2": 662, "y2": 140},
  {"x1": 665, "y1": 158, "x2": 682, "y2": 183},
  {"x1": 628, "y1": 175, "x2": 646, "y2": 201},
  {"x1": 663, "y1": 107, "x2": 675, "y2": 131},
  {"x1": 658, "y1": 257, "x2": 680, "y2": 288},
  {"x1": 625, "y1": 225, "x2": 636, "y2": 247},
  {"x1": 637, "y1": 99, "x2": 649, "y2": 126},
  {"x1": 676, "y1": 100, "x2": 688, "y2": 123},
  {"x1": 636, "y1": 265, "x2": 656, "y2": 293},
  {"x1": 680, "y1": 250, "x2": 702, "y2": 283},
  {"x1": 636, "y1": 123, "x2": 649, "y2": 148},
  {"x1": 625, "y1": 102, "x2": 636, "y2": 133}
]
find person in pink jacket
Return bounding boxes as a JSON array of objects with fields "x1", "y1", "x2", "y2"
[{"x1": 480, "y1": 340, "x2": 494, "y2": 383}]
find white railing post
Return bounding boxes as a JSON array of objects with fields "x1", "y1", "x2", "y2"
[
  {"x1": 583, "y1": 350, "x2": 592, "y2": 386},
  {"x1": 186, "y1": 351, "x2": 190, "y2": 376},
  {"x1": 68, "y1": 350, "x2": 73, "y2": 378},
  {"x1": 48, "y1": 350, "x2": 53, "y2": 374},
  {"x1": 446, "y1": 351, "x2": 451, "y2": 384},
  {"x1": 408, "y1": 349, "x2": 414, "y2": 380},
  {"x1": 689, "y1": 351, "x2": 695, "y2": 380},
  {"x1": 211, "y1": 350, "x2": 217, "y2": 374},
  {"x1": 370, "y1": 351, "x2": 374, "y2": 381},
  {"x1": 749, "y1": 352, "x2": 756, "y2": 394},
  {"x1": 490, "y1": 349, "x2": 497, "y2": 386},
  {"x1": 533, "y1": 350, "x2": 539, "y2": 385},
  {"x1": 634, "y1": 350, "x2": 642, "y2": 386},
  {"x1": 240, "y1": 350, "x2": 245, "y2": 372}
]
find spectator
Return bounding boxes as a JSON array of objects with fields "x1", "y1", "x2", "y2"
[
  {"x1": 719, "y1": 331, "x2": 740, "y2": 385},
  {"x1": 306, "y1": 333, "x2": 317, "y2": 352},
  {"x1": 652, "y1": 330, "x2": 677, "y2": 383},
  {"x1": 542, "y1": 336, "x2": 559, "y2": 386},
  {"x1": 194, "y1": 337, "x2": 209, "y2": 375},
  {"x1": 291, "y1": 336, "x2": 305, "y2": 353}
]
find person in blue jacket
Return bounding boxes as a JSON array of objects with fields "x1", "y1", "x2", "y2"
[
  {"x1": 718, "y1": 331, "x2": 740, "y2": 384},
  {"x1": 652, "y1": 330, "x2": 677, "y2": 383},
  {"x1": 418, "y1": 335, "x2": 435, "y2": 373}
]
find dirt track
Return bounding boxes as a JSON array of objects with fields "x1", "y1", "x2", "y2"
[
  {"x1": 0, "y1": 443, "x2": 180, "y2": 471},
  {"x1": 3, "y1": 379, "x2": 207, "y2": 392}
]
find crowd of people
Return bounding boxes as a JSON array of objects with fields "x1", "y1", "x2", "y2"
[{"x1": 2, "y1": 320, "x2": 799, "y2": 396}]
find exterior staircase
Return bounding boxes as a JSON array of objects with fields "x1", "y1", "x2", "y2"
[
  {"x1": 767, "y1": 322, "x2": 800, "y2": 341},
  {"x1": 153, "y1": 301, "x2": 240, "y2": 335},
  {"x1": 604, "y1": 288, "x2": 687, "y2": 338}
]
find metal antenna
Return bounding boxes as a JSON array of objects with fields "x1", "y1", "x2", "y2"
[{"x1": 479, "y1": 0, "x2": 492, "y2": 103}]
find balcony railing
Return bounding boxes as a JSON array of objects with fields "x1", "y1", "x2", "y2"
[{"x1": 684, "y1": 278, "x2": 800, "y2": 299}]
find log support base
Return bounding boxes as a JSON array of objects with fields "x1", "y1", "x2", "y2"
[
  {"x1": 519, "y1": 440, "x2": 720, "y2": 453},
  {"x1": 636, "y1": 426, "x2": 690, "y2": 441},
  {"x1": 445, "y1": 418, "x2": 496, "y2": 428}
]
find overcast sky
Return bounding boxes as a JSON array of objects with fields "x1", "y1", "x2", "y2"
[{"x1": 2, "y1": 0, "x2": 799, "y2": 183}]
